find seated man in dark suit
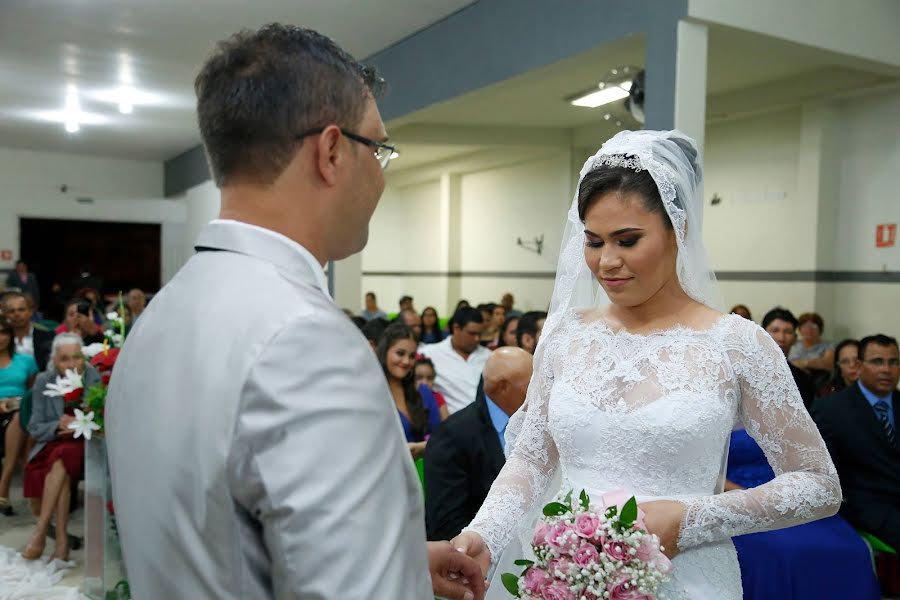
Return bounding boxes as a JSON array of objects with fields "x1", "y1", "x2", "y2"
[
  {"x1": 424, "y1": 346, "x2": 532, "y2": 541},
  {"x1": 2, "y1": 291, "x2": 53, "y2": 371},
  {"x1": 761, "y1": 307, "x2": 816, "y2": 408},
  {"x1": 812, "y1": 334, "x2": 900, "y2": 549}
]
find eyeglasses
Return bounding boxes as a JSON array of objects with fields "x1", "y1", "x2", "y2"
[
  {"x1": 297, "y1": 128, "x2": 396, "y2": 170},
  {"x1": 864, "y1": 358, "x2": 900, "y2": 368}
]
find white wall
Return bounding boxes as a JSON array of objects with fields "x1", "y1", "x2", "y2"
[{"x1": 0, "y1": 146, "x2": 189, "y2": 283}]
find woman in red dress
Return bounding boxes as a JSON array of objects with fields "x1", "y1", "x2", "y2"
[{"x1": 22, "y1": 332, "x2": 100, "y2": 560}]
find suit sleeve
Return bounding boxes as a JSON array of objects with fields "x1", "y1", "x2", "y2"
[
  {"x1": 227, "y1": 311, "x2": 431, "y2": 600},
  {"x1": 810, "y1": 396, "x2": 840, "y2": 467},
  {"x1": 424, "y1": 421, "x2": 473, "y2": 540}
]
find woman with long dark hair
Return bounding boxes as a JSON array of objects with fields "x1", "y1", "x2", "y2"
[
  {"x1": 377, "y1": 323, "x2": 442, "y2": 459},
  {"x1": 818, "y1": 339, "x2": 861, "y2": 398},
  {"x1": 420, "y1": 307, "x2": 445, "y2": 345}
]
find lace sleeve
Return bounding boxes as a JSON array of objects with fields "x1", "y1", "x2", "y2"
[
  {"x1": 462, "y1": 330, "x2": 560, "y2": 563},
  {"x1": 677, "y1": 325, "x2": 841, "y2": 549}
]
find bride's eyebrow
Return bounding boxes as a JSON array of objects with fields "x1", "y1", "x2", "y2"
[{"x1": 584, "y1": 227, "x2": 644, "y2": 237}]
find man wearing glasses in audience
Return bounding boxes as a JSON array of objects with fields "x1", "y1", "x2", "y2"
[{"x1": 813, "y1": 334, "x2": 900, "y2": 551}]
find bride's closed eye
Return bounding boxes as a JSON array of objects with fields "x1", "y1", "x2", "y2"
[{"x1": 584, "y1": 236, "x2": 641, "y2": 248}]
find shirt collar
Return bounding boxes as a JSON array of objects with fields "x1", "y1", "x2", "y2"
[
  {"x1": 484, "y1": 393, "x2": 510, "y2": 435},
  {"x1": 199, "y1": 219, "x2": 331, "y2": 297},
  {"x1": 858, "y1": 380, "x2": 893, "y2": 406}
]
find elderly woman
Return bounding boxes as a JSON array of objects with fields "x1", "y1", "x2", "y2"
[
  {"x1": 22, "y1": 333, "x2": 100, "y2": 560},
  {"x1": 789, "y1": 312, "x2": 835, "y2": 374}
]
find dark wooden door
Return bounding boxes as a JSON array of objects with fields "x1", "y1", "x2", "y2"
[{"x1": 19, "y1": 217, "x2": 160, "y2": 319}]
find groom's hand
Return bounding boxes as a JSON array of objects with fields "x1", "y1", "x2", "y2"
[
  {"x1": 427, "y1": 541, "x2": 486, "y2": 600},
  {"x1": 449, "y1": 531, "x2": 491, "y2": 576}
]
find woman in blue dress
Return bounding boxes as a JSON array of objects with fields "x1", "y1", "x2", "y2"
[
  {"x1": 728, "y1": 427, "x2": 880, "y2": 599},
  {"x1": 377, "y1": 323, "x2": 442, "y2": 460}
]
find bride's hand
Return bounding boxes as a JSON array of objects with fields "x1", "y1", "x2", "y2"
[
  {"x1": 427, "y1": 541, "x2": 486, "y2": 600},
  {"x1": 450, "y1": 531, "x2": 491, "y2": 577},
  {"x1": 638, "y1": 499, "x2": 685, "y2": 559}
]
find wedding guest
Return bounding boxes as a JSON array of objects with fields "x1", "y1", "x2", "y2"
[
  {"x1": 126, "y1": 288, "x2": 147, "y2": 326},
  {"x1": 56, "y1": 299, "x2": 105, "y2": 345},
  {"x1": 361, "y1": 292, "x2": 387, "y2": 322},
  {"x1": 0, "y1": 316, "x2": 39, "y2": 514},
  {"x1": 414, "y1": 356, "x2": 449, "y2": 421},
  {"x1": 420, "y1": 307, "x2": 445, "y2": 345},
  {"x1": 2, "y1": 291, "x2": 53, "y2": 370},
  {"x1": 818, "y1": 339, "x2": 861, "y2": 398},
  {"x1": 516, "y1": 310, "x2": 547, "y2": 355},
  {"x1": 761, "y1": 307, "x2": 816, "y2": 409},
  {"x1": 730, "y1": 304, "x2": 752, "y2": 321},
  {"x1": 497, "y1": 315, "x2": 519, "y2": 349},
  {"x1": 420, "y1": 307, "x2": 491, "y2": 414},
  {"x1": 480, "y1": 304, "x2": 505, "y2": 349},
  {"x1": 812, "y1": 334, "x2": 900, "y2": 550},
  {"x1": 399, "y1": 295, "x2": 414, "y2": 312},
  {"x1": 377, "y1": 324, "x2": 442, "y2": 459},
  {"x1": 4, "y1": 261, "x2": 40, "y2": 310},
  {"x1": 424, "y1": 347, "x2": 532, "y2": 540},
  {"x1": 23, "y1": 333, "x2": 101, "y2": 560},
  {"x1": 397, "y1": 308, "x2": 422, "y2": 343},
  {"x1": 500, "y1": 293, "x2": 522, "y2": 318},
  {"x1": 790, "y1": 312, "x2": 835, "y2": 375}
]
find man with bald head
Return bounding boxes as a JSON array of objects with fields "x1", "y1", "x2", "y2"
[{"x1": 424, "y1": 347, "x2": 533, "y2": 540}]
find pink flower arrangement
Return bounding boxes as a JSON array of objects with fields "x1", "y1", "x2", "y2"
[{"x1": 501, "y1": 489, "x2": 672, "y2": 599}]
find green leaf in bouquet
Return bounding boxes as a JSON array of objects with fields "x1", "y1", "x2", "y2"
[
  {"x1": 501, "y1": 572, "x2": 521, "y2": 597},
  {"x1": 620, "y1": 496, "x2": 638, "y2": 527},
  {"x1": 605, "y1": 505, "x2": 617, "y2": 519},
  {"x1": 564, "y1": 490, "x2": 573, "y2": 507},
  {"x1": 513, "y1": 559, "x2": 534, "y2": 567},
  {"x1": 543, "y1": 502, "x2": 570, "y2": 516},
  {"x1": 580, "y1": 489, "x2": 590, "y2": 510}
]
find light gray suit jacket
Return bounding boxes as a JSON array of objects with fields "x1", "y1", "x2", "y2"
[
  {"x1": 28, "y1": 365, "x2": 101, "y2": 461},
  {"x1": 106, "y1": 220, "x2": 431, "y2": 599}
]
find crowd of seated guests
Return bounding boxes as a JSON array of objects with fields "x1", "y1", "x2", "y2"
[{"x1": 0, "y1": 277, "x2": 149, "y2": 560}]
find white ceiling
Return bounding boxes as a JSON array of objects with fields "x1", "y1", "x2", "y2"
[{"x1": 0, "y1": 0, "x2": 474, "y2": 161}]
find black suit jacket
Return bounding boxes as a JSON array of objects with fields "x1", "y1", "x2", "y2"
[
  {"x1": 31, "y1": 327, "x2": 53, "y2": 372},
  {"x1": 424, "y1": 385, "x2": 506, "y2": 541},
  {"x1": 811, "y1": 384, "x2": 900, "y2": 548}
]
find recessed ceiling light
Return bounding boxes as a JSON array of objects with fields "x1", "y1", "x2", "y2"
[
  {"x1": 390, "y1": 151, "x2": 399, "y2": 160},
  {"x1": 569, "y1": 80, "x2": 632, "y2": 109}
]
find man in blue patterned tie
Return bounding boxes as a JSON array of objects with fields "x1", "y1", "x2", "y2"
[{"x1": 813, "y1": 333, "x2": 900, "y2": 549}]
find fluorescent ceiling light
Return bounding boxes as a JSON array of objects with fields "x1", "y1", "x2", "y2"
[{"x1": 570, "y1": 80, "x2": 632, "y2": 108}]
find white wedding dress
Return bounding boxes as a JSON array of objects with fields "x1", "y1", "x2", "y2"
[{"x1": 466, "y1": 310, "x2": 841, "y2": 599}]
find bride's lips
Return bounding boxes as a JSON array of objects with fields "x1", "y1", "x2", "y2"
[{"x1": 601, "y1": 277, "x2": 632, "y2": 288}]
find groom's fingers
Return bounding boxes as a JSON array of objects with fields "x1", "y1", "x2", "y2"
[{"x1": 443, "y1": 552, "x2": 486, "y2": 599}]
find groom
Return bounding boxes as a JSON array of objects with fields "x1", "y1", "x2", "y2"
[{"x1": 106, "y1": 24, "x2": 483, "y2": 600}]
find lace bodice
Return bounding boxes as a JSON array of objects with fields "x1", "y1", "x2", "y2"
[{"x1": 465, "y1": 311, "x2": 841, "y2": 563}]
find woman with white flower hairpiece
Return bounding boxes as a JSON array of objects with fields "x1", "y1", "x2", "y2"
[
  {"x1": 21, "y1": 332, "x2": 100, "y2": 561},
  {"x1": 451, "y1": 130, "x2": 841, "y2": 598}
]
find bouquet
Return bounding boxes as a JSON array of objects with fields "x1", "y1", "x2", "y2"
[{"x1": 501, "y1": 489, "x2": 672, "y2": 600}]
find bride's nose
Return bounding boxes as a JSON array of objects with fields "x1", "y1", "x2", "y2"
[{"x1": 599, "y1": 247, "x2": 625, "y2": 271}]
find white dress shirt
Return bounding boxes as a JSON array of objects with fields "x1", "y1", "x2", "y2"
[
  {"x1": 420, "y1": 337, "x2": 491, "y2": 414},
  {"x1": 107, "y1": 220, "x2": 431, "y2": 599},
  {"x1": 14, "y1": 324, "x2": 34, "y2": 357}
]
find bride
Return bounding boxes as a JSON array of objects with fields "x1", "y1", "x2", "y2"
[{"x1": 452, "y1": 130, "x2": 841, "y2": 599}]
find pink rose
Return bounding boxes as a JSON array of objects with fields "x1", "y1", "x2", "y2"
[
  {"x1": 548, "y1": 523, "x2": 575, "y2": 552},
  {"x1": 604, "y1": 539, "x2": 630, "y2": 562},
  {"x1": 573, "y1": 542, "x2": 600, "y2": 567},
  {"x1": 652, "y1": 552, "x2": 674, "y2": 575},
  {"x1": 607, "y1": 572, "x2": 652, "y2": 600},
  {"x1": 533, "y1": 522, "x2": 553, "y2": 547},
  {"x1": 547, "y1": 557, "x2": 572, "y2": 578},
  {"x1": 574, "y1": 513, "x2": 600, "y2": 539},
  {"x1": 524, "y1": 567, "x2": 552, "y2": 595},
  {"x1": 634, "y1": 536, "x2": 657, "y2": 562},
  {"x1": 541, "y1": 580, "x2": 575, "y2": 600}
]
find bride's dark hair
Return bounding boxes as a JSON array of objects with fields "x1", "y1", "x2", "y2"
[{"x1": 577, "y1": 162, "x2": 672, "y2": 228}]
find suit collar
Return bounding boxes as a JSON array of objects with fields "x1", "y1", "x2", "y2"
[
  {"x1": 195, "y1": 220, "x2": 330, "y2": 297},
  {"x1": 847, "y1": 384, "x2": 898, "y2": 451}
]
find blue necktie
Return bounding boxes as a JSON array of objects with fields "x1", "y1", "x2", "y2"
[{"x1": 873, "y1": 400, "x2": 895, "y2": 446}]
